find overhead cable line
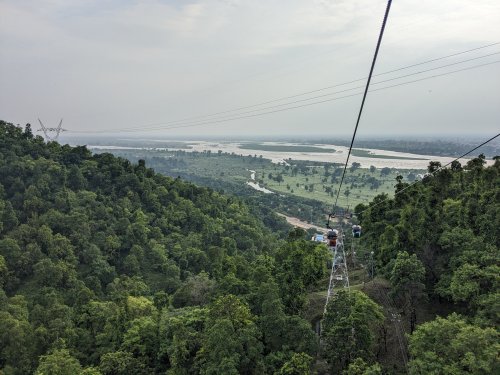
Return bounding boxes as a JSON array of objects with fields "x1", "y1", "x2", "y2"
[
  {"x1": 70, "y1": 42, "x2": 498, "y2": 134},
  {"x1": 321, "y1": 0, "x2": 391, "y2": 351},
  {"x1": 84, "y1": 53, "x2": 500, "y2": 133},
  {"x1": 131, "y1": 52, "x2": 499, "y2": 130},
  {"x1": 357, "y1": 132, "x2": 500, "y2": 216},
  {"x1": 329, "y1": 0, "x2": 393, "y2": 226},
  {"x1": 72, "y1": 60, "x2": 500, "y2": 134}
]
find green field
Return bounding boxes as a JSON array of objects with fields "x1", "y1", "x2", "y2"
[
  {"x1": 239, "y1": 143, "x2": 336, "y2": 153},
  {"x1": 107, "y1": 149, "x2": 425, "y2": 222},
  {"x1": 255, "y1": 162, "x2": 421, "y2": 209}
]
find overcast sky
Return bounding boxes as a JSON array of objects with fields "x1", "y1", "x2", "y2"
[{"x1": 1, "y1": 0, "x2": 499, "y2": 138}]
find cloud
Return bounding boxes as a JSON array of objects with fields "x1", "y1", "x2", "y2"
[{"x1": 0, "y1": 0, "x2": 499, "y2": 137}]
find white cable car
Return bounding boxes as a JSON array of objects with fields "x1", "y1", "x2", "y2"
[{"x1": 352, "y1": 225, "x2": 362, "y2": 238}]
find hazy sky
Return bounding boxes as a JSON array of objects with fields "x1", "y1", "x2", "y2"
[{"x1": 1, "y1": 0, "x2": 499, "y2": 138}]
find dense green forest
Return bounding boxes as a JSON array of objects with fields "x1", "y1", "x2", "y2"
[
  {"x1": 0, "y1": 121, "x2": 331, "y2": 374},
  {"x1": 1, "y1": 120, "x2": 498, "y2": 375},
  {"x1": 102, "y1": 148, "x2": 420, "y2": 225},
  {"x1": 355, "y1": 155, "x2": 500, "y2": 374}
]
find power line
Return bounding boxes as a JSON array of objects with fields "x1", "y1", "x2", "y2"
[
  {"x1": 72, "y1": 60, "x2": 500, "y2": 135},
  {"x1": 69, "y1": 42, "x2": 499, "y2": 134},
  {"x1": 151, "y1": 52, "x2": 499, "y2": 133},
  {"x1": 91, "y1": 53, "x2": 500, "y2": 133},
  {"x1": 374, "y1": 42, "x2": 499, "y2": 75},
  {"x1": 329, "y1": 0, "x2": 393, "y2": 224}
]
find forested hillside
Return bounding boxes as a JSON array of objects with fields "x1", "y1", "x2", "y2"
[
  {"x1": 1, "y1": 120, "x2": 499, "y2": 375},
  {"x1": 356, "y1": 156, "x2": 500, "y2": 374},
  {"x1": 0, "y1": 121, "x2": 330, "y2": 374}
]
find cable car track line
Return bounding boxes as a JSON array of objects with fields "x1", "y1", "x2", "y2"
[{"x1": 329, "y1": 0, "x2": 392, "y2": 225}]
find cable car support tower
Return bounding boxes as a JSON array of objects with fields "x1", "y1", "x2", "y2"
[{"x1": 324, "y1": 215, "x2": 351, "y2": 314}]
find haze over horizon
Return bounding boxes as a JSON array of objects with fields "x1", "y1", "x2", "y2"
[{"x1": 1, "y1": 0, "x2": 499, "y2": 138}]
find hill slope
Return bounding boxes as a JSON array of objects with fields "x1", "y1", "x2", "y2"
[
  {"x1": 0, "y1": 121, "x2": 330, "y2": 374},
  {"x1": 355, "y1": 155, "x2": 499, "y2": 374}
]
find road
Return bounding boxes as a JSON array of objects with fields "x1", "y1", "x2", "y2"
[{"x1": 277, "y1": 213, "x2": 321, "y2": 231}]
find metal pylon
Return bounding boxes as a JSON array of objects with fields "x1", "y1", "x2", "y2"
[
  {"x1": 324, "y1": 233, "x2": 350, "y2": 314},
  {"x1": 37, "y1": 118, "x2": 66, "y2": 141}
]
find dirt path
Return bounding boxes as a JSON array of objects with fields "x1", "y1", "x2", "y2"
[{"x1": 277, "y1": 213, "x2": 320, "y2": 231}]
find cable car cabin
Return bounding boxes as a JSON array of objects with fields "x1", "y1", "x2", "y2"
[
  {"x1": 352, "y1": 225, "x2": 362, "y2": 238},
  {"x1": 327, "y1": 229, "x2": 339, "y2": 247}
]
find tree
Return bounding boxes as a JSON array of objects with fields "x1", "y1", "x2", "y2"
[
  {"x1": 450, "y1": 160, "x2": 462, "y2": 172},
  {"x1": 81, "y1": 368, "x2": 102, "y2": 375},
  {"x1": 99, "y1": 351, "x2": 146, "y2": 375},
  {"x1": 390, "y1": 251, "x2": 426, "y2": 332},
  {"x1": 255, "y1": 280, "x2": 286, "y2": 352},
  {"x1": 67, "y1": 165, "x2": 87, "y2": 190},
  {"x1": 278, "y1": 353, "x2": 313, "y2": 375},
  {"x1": 369, "y1": 166, "x2": 376, "y2": 173},
  {"x1": 408, "y1": 314, "x2": 499, "y2": 375},
  {"x1": 351, "y1": 162, "x2": 361, "y2": 172},
  {"x1": 121, "y1": 316, "x2": 158, "y2": 369},
  {"x1": 80, "y1": 367, "x2": 102, "y2": 375},
  {"x1": 465, "y1": 154, "x2": 486, "y2": 171},
  {"x1": 344, "y1": 358, "x2": 382, "y2": 375},
  {"x1": 427, "y1": 161, "x2": 441, "y2": 173},
  {"x1": 158, "y1": 307, "x2": 206, "y2": 374},
  {"x1": 1, "y1": 120, "x2": 294, "y2": 374},
  {"x1": 0, "y1": 255, "x2": 7, "y2": 287},
  {"x1": 172, "y1": 272, "x2": 215, "y2": 308},
  {"x1": 380, "y1": 167, "x2": 391, "y2": 176},
  {"x1": 196, "y1": 295, "x2": 264, "y2": 375},
  {"x1": 275, "y1": 240, "x2": 329, "y2": 313},
  {"x1": 276, "y1": 174, "x2": 284, "y2": 185},
  {"x1": 23, "y1": 123, "x2": 34, "y2": 139},
  {"x1": 0, "y1": 296, "x2": 34, "y2": 374},
  {"x1": 35, "y1": 348, "x2": 82, "y2": 375},
  {"x1": 322, "y1": 290, "x2": 384, "y2": 373}
]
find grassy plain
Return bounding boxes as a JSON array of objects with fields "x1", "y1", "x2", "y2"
[
  {"x1": 255, "y1": 163, "x2": 420, "y2": 209},
  {"x1": 106, "y1": 149, "x2": 424, "y2": 218}
]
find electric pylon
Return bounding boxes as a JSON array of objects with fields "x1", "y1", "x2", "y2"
[{"x1": 37, "y1": 118, "x2": 66, "y2": 141}]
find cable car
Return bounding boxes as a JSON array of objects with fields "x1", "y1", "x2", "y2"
[
  {"x1": 327, "y1": 229, "x2": 339, "y2": 247},
  {"x1": 352, "y1": 225, "x2": 362, "y2": 238}
]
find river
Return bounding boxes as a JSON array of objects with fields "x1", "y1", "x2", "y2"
[
  {"x1": 246, "y1": 169, "x2": 274, "y2": 194},
  {"x1": 87, "y1": 140, "x2": 468, "y2": 170}
]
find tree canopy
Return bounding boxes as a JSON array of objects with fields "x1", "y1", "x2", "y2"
[{"x1": 0, "y1": 121, "x2": 325, "y2": 374}]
